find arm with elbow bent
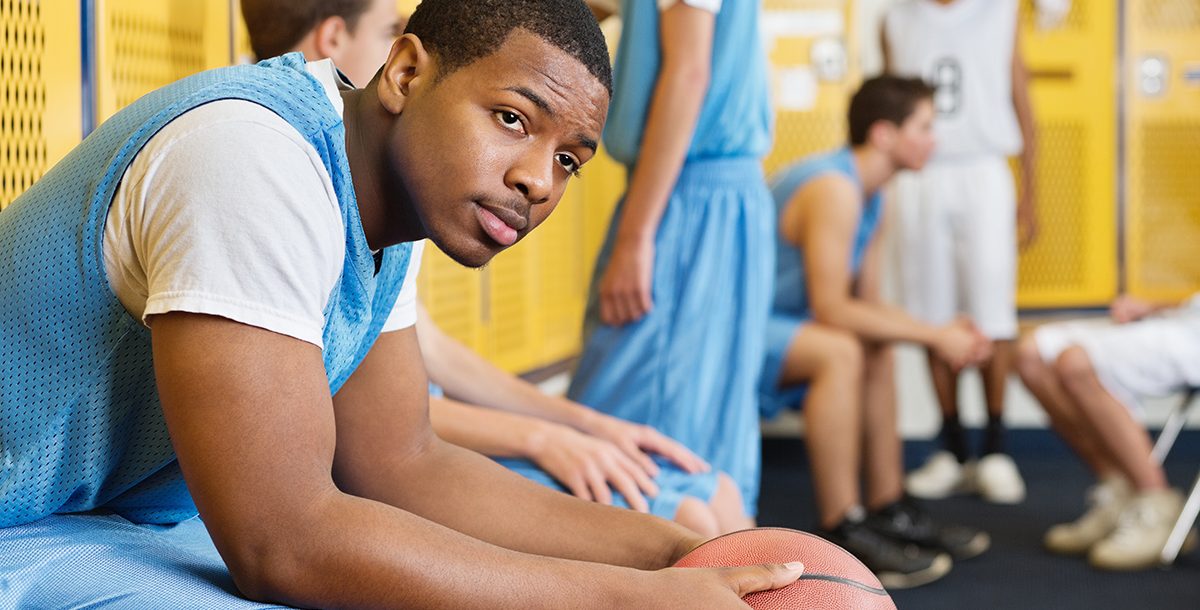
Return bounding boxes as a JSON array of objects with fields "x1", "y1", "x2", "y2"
[
  {"x1": 152, "y1": 313, "x2": 800, "y2": 608},
  {"x1": 794, "y1": 178, "x2": 989, "y2": 370},
  {"x1": 597, "y1": 2, "x2": 716, "y2": 327},
  {"x1": 417, "y1": 304, "x2": 707, "y2": 479},
  {"x1": 428, "y1": 393, "x2": 662, "y2": 513}
]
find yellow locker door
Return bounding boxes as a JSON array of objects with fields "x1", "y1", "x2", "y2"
[
  {"x1": 1124, "y1": 0, "x2": 1200, "y2": 301},
  {"x1": 537, "y1": 179, "x2": 587, "y2": 365},
  {"x1": 419, "y1": 243, "x2": 486, "y2": 354},
  {"x1": 95, "y1": 0, "x2": 232, "y2": 121},
  {"x1": 483, "y1": 231, "x2": 541, "y2": 373},
  {"x1": 761, "y1": 0, "x2": 859, "y2": 175},
  {"x1": 0, "y1": 0, "x2": 81, "y2": 209},
  {"x1": 1015, "y1": 0, "x2": 1118, "y2": 308}
]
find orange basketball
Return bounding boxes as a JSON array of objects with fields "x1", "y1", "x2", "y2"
[{"x1": 673, "y1": 528, "x2": 897, "y2": 610}]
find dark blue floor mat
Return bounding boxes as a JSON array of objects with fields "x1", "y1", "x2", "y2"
[{"x1": 756, "y1": 429, "x2": 1200, "y2": 609}]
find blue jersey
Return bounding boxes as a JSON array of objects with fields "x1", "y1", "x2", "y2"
[
  {"x1": 770, "y1": 147, "x2": 885, "y2": 318},
  {"x1": 0, "y1": 53, "x2": 411, "y2": 526},
  {"x1": 602, "y1": 1, "x2": 773, "y2": 165}
]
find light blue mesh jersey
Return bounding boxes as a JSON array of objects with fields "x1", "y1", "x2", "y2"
[
  {"x1": 0, "y1": 53, "x2": 411, "y2": 527},
  {"x1": 770, "y1": 146, "x2": 884, "y2": 318}
]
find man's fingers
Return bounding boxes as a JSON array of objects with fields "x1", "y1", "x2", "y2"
[
  {"x1": 587, "y1": 467, "x2": 614, "y2": 506},
  {"x1": 642, "y1": 434, "x2": 707, "y2": 474},
  {"x1": 723, "y1": 563, "x2": 805, "y2": 598},
  {"x1": 565, "y1": 475, "x2": 593, "y2": 503}
]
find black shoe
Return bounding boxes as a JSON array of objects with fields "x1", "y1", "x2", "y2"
[
  {"x1": 822, "y1": 517, "x2": 953, "y2": 590},
  {"x1": 867, "y1": 498, "x2": 991, "y2": 560}
]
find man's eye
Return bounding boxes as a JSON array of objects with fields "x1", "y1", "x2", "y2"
[
  {"x1": 495, "y1": 111, "x2": 524, "y2": 133},
  {"x1": 557, "y1": 153, "x2": 581, "y2": 176}
]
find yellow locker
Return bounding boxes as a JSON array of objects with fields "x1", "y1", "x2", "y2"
[
  {"x1": 1014, "y1": 0, "x2": 1118, "y2": 308},
  {"x1": 1124, "y1": 0, "x2": 1200, "y2": 302},
  {"x1": 419, "y1": 243, "x2": 487, "y2": 353},
  {"x1": 95, "y1": 0, "x2": 232, "y2": 121},
  {"x1": 483, "y1": 233, "x2": 541, "y2": 373},
  {"x1": 761, "y1": 0, "x2": 859, "y2": 175},
  {"x1": 537, "y1": 179, "x2": 588, "y2": 365},
  {"x1": 0, "y1": 0, "x2": 81, "y2": 209}
]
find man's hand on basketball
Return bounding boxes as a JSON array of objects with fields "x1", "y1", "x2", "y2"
[
  {"x1": 583, "y1": 412, "x2": 711, "y2": 477},
  {"x1": 599, "y1": 235, "x2": 655, "y2": 326},
  {"x1": 529, "y1": 423, "x2": 658, "y2": 512},
  {"x1": 638, "y1": 562, "x2": 805, "y2": 608}
]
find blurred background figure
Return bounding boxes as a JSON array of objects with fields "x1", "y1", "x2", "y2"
[{"x1": 882, "y1": 0, "x2": 1037, "y2": 505}]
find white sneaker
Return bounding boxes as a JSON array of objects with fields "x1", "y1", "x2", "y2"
[
  {"x1": 1089, "y1": 488, "x2": 1195, "y2": 571},
  {"x1": 1044, "y1": 476, "x2": 1130, "y2": 555},
  {"x1": 906, "y1": 451, "x2": 973, "y2": 500},
  {"x1": 975, "y1": 453, "x2": 1026, "y2": 504}
]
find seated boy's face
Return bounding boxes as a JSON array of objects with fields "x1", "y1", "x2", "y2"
[{"x1": 391, "y1": 30, "x2": 609, "y2": 268}]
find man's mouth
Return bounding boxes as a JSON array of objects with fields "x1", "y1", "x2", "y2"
[{"x1": 474, "y1": 202, "x2": 526, "y2": 247}]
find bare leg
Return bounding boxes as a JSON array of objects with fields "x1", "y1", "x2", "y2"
[
  {"x1": 926, "y1": 349, "x2": 960, "y2": 420},
  {"x1": 982, "y1": 340, "x2": 1015, "y2": 419},
  {"x1": 862, "y1": 344, "x2": 904, "y2": 510},
  {"x1": 1015, "y1": 336, "x2": 1118, "y2": 477},
  {"x1": 673, "y1": 497, "x2": 720, "y2": 538},
  {"x1": 1055, "y1": 347, "x2": 1166, "y2": 491},
  {"x1": 708, "y1": 473, "x2": 755, "y2": 534},
  {"x1": 778, "y1": 325, "x2": 865, "y2": 530}
]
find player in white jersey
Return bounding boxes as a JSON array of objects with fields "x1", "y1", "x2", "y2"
[
  {"x1": 1016, "y1": 293, "x2": 1200, "y2": 570},
  {"x1": 882, "y1": 0, "x2": 1037, "y2": 504}
]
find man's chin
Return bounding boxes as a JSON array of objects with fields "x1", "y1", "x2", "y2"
[{"x1": 431, "y1": 235, "x2": 499, "y2": 269}]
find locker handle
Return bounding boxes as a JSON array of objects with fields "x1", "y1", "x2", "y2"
[{"x1": 1029, "y1": 68, "x2": 1074, "y2": 82}]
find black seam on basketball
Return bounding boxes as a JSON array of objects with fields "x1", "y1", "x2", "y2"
[
  {"x1": 795, "y1": 573, "x2": 889, "y2": 596},
  {"x1": 695, "y1": 527, "x2": 874, "y2": 570}
]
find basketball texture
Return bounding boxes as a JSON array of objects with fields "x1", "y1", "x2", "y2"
[{"x1": 673, "y1": 528, "x2": 897, "y2": 609}]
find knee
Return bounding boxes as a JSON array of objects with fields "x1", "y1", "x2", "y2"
[
  {"x1": 1015, "y1": 334, "x2": 1045, "y2": 382},
  {"x1": 675, "y1": 497, "x2": 721, "y2": 538},
  {"x1": 1055, "y1": 345, "x2": 1095, "y2": 389},
  {"x1": 818, "y1": 331, "x2": 864, "y2": 377}
]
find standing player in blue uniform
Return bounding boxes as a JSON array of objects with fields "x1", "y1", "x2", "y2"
[
  {"x1": 569, "y1": 0, "x2": 774, "y2": 527},
  {"x1": 761, "y1": 76, "x2": 993, "y2": 589},
  {"x1": 0, "y1": 1, "x2": 804, "y2": 608}
]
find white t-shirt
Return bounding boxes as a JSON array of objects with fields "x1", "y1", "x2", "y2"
[
  {"x1": 884, "y1": 0, "x2": 1023, "y2": 160},
  {"x1": 102, "y1": 59, "x2": 422, "y2": 349}
]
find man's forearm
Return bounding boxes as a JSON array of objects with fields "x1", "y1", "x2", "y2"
[
  {"x1": 259, "y1": 488, "x2": 650, "y2": 610},
  {"x1": 334, "y1": 435, "x2": 698, "y2": 570},
  {"x1": 420, "y1": 315, "x2": 593, "y2": 430}
]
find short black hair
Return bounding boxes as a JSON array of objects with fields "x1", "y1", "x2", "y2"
[
  {"x1": 241, "y1": 0, "x2": 375, "y2": 60},
  {"x1": 405, "y1": 0, "x2": 612, "y2": 96},
  {"x1": 848, "y1": 75, "x2": 936, "y2": 146}
]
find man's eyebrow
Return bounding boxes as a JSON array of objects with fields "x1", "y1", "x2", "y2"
[
  {"x1": 575, "y1": 135, "x2": 597, "y2": 153},
  {"x1": 505, "y1": 86, "x2": 555, "y2": 117}
]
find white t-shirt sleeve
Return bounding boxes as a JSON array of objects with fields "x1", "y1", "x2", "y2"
[
  {"x1": 104, "y1": 101, "x2": 344, "y2": 348},
  {"x1": 658, "y1": 0, "x2": 721, "y2": 12},
  {"x1": 380, "y1": 240, "x2": 425, "y2": 332}
]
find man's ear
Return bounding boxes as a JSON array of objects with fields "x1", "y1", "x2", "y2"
[
  {"x1": 377, "y1": 33, "x2": 433, "y2": 115},
  {"x1": 312, "y1": 15, "x2": 349, "y2": 59},
  {"x1": 867, "y1": 121, "x2": 896, "y2": 151}
]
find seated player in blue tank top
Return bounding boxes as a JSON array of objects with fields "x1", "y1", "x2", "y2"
[
  {"x1": 761, "y1": 76, "x2": 994, "y2": 590},
  {"x1": 242, "y1": 0, "x2": 723, "y2": 533},
  {"x1": 0, "y1": 1, "x2": 805, "y2": 608}
]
